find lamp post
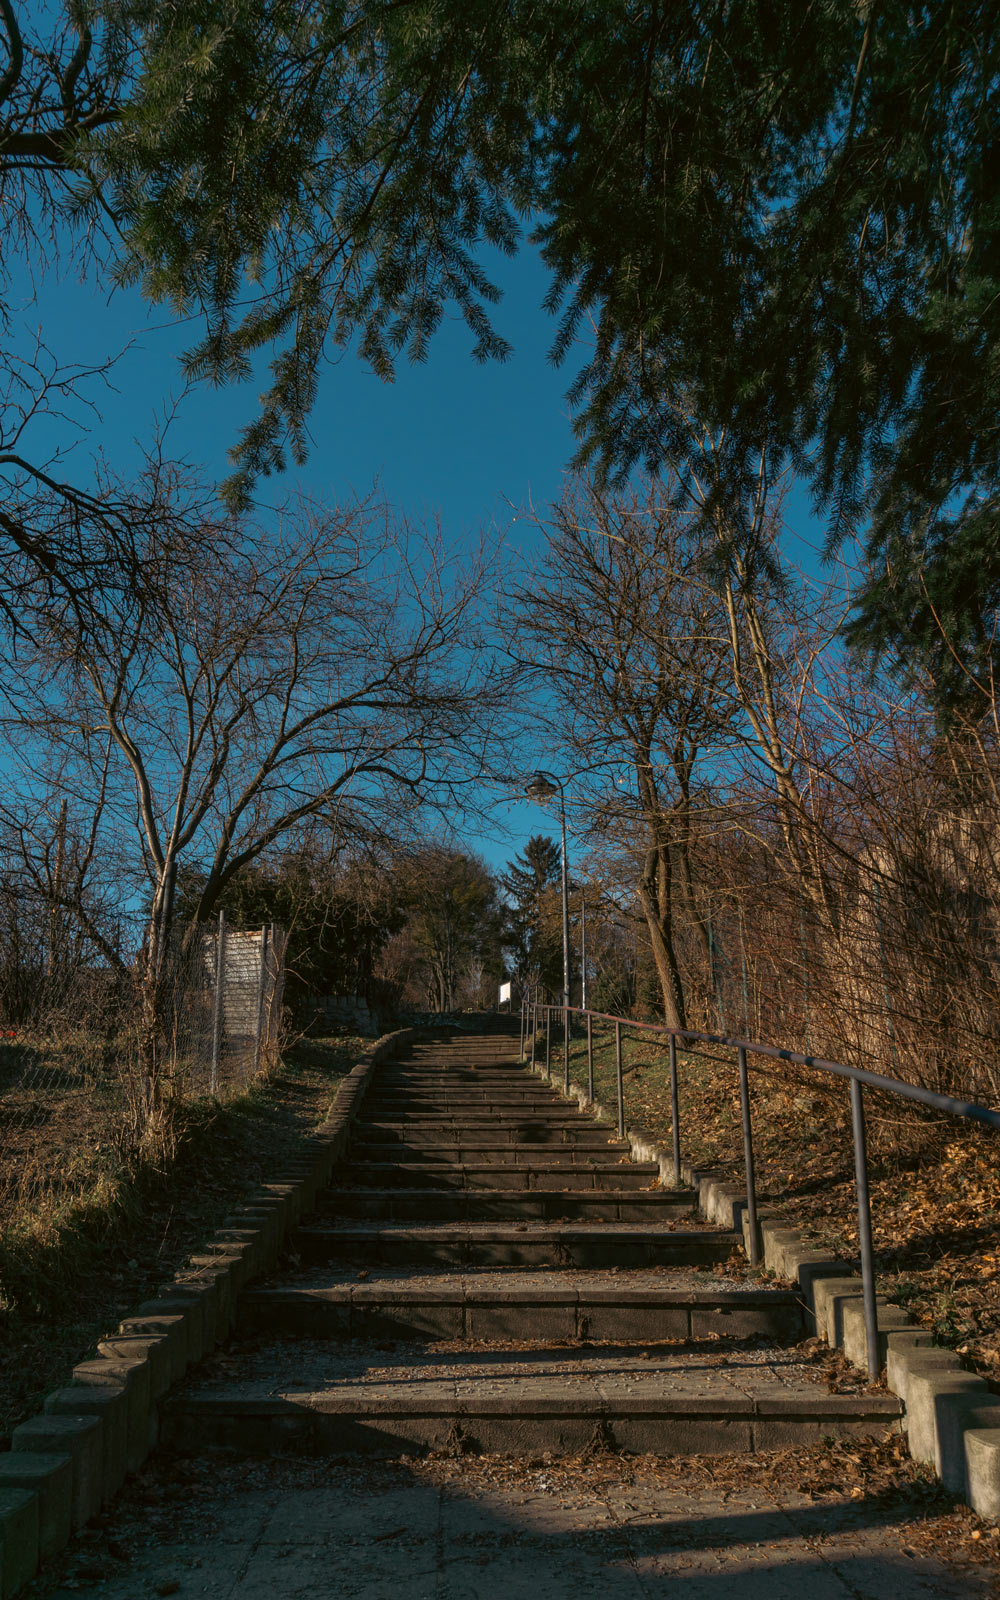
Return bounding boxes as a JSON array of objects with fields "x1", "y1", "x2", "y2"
[
  {"x1": 580, "y1": 887, "x2": 587, "y2": 1011},
  {"x1": 525, "y1": 770, "x2": 572, "y2": 1089}
]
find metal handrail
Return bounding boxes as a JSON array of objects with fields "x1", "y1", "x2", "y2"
[{"x1": 521, "y1": 998, "x2": 1000, "y2": 1382}]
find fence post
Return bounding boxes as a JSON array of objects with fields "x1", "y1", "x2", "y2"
[
  {"x1": 669, "y1": 1034, "x2": 681, "y2": 1186},
  {"x1": 253, "y1": 924, "x2": 270, "y2": 1076},
  {"x1": 268, "y1": 922, "x2": 278, "y2": 1051},
  {"x1": 545, "y1": 1007, "x2": 551, "y2": 1078},
  {"x1": 210, "y1": 908, "x2": 227, "y2": 1095},
  {"x1": 563, "y1": 1006, "x2": 571, "y2": 1094},
  {"x1": 738, "y1": 1045, "x2": 760, "y2": 1265},
  {"x1": 586, "y1": 1013, "x2": 594, "y2": 1103},
  {"x1": 615, "y1": 1020, "x2": 625, "y2": 1139},
  {"x1": 851, "y1": 1078, "x2": 881, "y2": 1382}
]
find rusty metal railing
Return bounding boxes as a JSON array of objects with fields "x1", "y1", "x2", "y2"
[{"x1": 520, "y1": 999, "x2": 1000, "y2": 1383}]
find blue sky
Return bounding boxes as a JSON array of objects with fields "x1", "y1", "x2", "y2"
[
  {"x1": 12, "y1": 241, "x2": 574, "y2": 541},
  {"x1": 9, "y1": 233, "x2": 838, "y2": 875},
  {"x1": 9, "y1": 237, "x2": 586, "y2": 868}
]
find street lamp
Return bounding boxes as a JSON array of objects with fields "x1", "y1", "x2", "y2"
[
  {"x1": 525, "y1": 770, "x2": 572, "y2": 1090},
  {"x1": 580, "y1": 886, "x2": 588, "y2": 1011}
]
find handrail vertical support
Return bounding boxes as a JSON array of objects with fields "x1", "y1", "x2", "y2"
[
  {"x1": 519, "y1": 1000, "x2": 526, "y2": 1062},
  {"x1": 564, "y1": 1006, "x2": 571, "y2": 1094},
  {"x1": 586, "y1": 1013, "x2": 594, "y2": 1103},
  {"x1": 545, "y1": 1007, "x2": 551, "y2": 1079},
  {"x1": 738, "y1": 1046, "x2": 760, "y2": 1265},
  {"x1": 615, "y1": 1020, "x2": 625, "y2": 1139},
  {"x1": 529, "y1": 1002, "x2": 537, "y2": 1068},
  {"x1": 851, "y1": 1077, "x2": 881, "y2": 1382},
  {"x1": 669, "y1": 1034, "x2": 681, "y2": 1186}
]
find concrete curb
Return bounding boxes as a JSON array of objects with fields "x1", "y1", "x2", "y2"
[
  {"x1": 528, "y1": 1040, "x2": 1000, "y2": 1524},
  {"x1": 0, "y1": 1026, "x2": 417, "y2": 1597}
]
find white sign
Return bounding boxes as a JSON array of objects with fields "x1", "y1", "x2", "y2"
[{"x1": 499, "y1": 981, "x2": 512, "y2": 1005}]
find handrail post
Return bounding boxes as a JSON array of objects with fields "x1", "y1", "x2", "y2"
[
  {"x1": 738, "y1": 1045, "x2": 760, "y2": 1265},
  {"x1": 564, "y1": 1006, "x2": 571, "y2": 1094},
  {"x1": 586, "y1": 1013, "x2": 594, "y2": 1103},
  {"x1": 851, "y1": 1078, "x2": 880, "y2": 1382},
  {"x1": 615, "y1": 1020, "x2": 625, "y2": 1139},
  {"x1": 669, "y1": 1034, "x2": 681, "y2": 1186},
  {"x1": 545, "y1": 1007, "x2": 551, "y2": 1079},
  {"x1": 529, "y1": 1002, "x2": 537, "y2": 1067},
  {"x1": 519, "y1": 1000, "x2": 526, "y2": 1062}
]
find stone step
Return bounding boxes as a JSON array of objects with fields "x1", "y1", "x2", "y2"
[
  {"x1": 396, "y1": 1058, "x2": 525, "y2": 1068},
  {"x1": 355, "y1": 1113, "x2": 576, "y2": 1126},
  {"x1": 353, "y1": 1121, "x2": 605, "y2": 1143},
  {"x1": 383, "y1": 1043, "x2": 525, "y2": 1054},
  {"x1": 400, "y1": 1052, "x2": 523, "y2": 1062},
  {"x1": 404, "y1": 1036, "x2": 520, "y2": 1046},
  {"x1": 320, "y1": 1189, "x2": 696, "y2": 1222},
  {"x1": 376, "y1": 1051, "x2": 540, "y2": 1064},
  {"x1": 237, "y1": 1270, "x2": 804, "y2": 1342},
  {"x1": 329, "y1": 1162, "x2": 663, "y2": 1191},
  {"x1": 378, "y1": 1056, "x2": 533, "y2": 1068},
  {"x1": 353, "y1": 1124, "x2": 621, "y2": 1145},
  {"x1": 358, "y1": 1106, "x2": 590, "y2": 1120},
  {"x1": 368, "y1": 1078, "x2": 559, "y2": 1091},
  {"x1": 352, "y1": 1143, "x2": 630, "y2": 1165},
  {"x1": 164, "y1": 1340, "x2": 901, "y2": 1458},
  {"x1": 374, "y1": 1073, "x2": 538, "y2": 1087},
  {"x1": 405, "y1": 1038, "x2": 520, "y2": 1046},
  {"x1": 294, "y1": 1221, "x2": 738, "y2": 1269},
  {"x1": 362, "y1": 1093, "x2": 569, "y2": 1109},
  {"x1": 359, "y1": 1107, "x2": 576, "y2": 1123}
]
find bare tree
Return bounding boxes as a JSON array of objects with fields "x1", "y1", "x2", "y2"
[
  {"x1": 514, "y1": 478, "x2": 741, "y2": 1028},
  {"x1": 3, "y1": 467, "x2": 506, "y2": 1116}
]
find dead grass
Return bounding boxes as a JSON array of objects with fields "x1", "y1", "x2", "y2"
[
  {"x1": 0, "y1": 1033, "x2": 367, "y2": 1446},
  {"x1": 554, "y1": 1025, "x2": 1000, "y2": 1380}
]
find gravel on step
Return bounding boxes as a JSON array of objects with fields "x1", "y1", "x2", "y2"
[{"x1": 262, "y1": 1266, "x2": 760, "y2": 1293}]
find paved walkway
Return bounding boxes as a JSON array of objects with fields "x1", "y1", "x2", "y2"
[{"x1": 26, "y1": 1448, "x2": 993, "y2": 1600}]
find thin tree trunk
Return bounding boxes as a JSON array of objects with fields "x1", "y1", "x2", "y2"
[{"x1": 639, "y1": 845, "x2": 686, "y2": 1029}]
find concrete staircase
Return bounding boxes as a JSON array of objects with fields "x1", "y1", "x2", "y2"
[{"x1": 164, "y1": 1028, "x2": 901, "y2": 1456}]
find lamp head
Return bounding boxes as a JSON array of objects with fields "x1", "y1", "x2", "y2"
[{"x1": 524, "y1": 771, "x2": 560, "y2": 801}]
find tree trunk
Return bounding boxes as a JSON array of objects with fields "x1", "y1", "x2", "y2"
[
  {"x1": 136, "y1": 856, "x2": 178, "y2": 1147},
  {"x1": 639, "y1": 844, "x2": 686, "y2": 1029}
]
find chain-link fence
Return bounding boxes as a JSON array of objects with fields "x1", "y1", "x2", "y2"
[
  {"x1": 0, "y1": 917, "x2": 286, "y2": 1228},
  {"x1": 171, "y1": 914, "x2": 287, "y2": 1095}
]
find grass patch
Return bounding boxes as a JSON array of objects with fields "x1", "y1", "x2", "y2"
[{"x1": 0, "y1": 1033, "x2": 366, "y2": 1445}]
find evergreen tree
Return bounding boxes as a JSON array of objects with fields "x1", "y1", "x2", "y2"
[
  {"x1": 391, "y1": 846, "x2": 504, "y2": 1012},
  {"x1": 500, "y1": 835, "x2": 563, "y2": 1001},
  {"x1": 176, "y1": 850, "x2": 403, "y2": 1020},
  {"x1": 4, "y1": 2, "x2": 1000, "y2": 674}
]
